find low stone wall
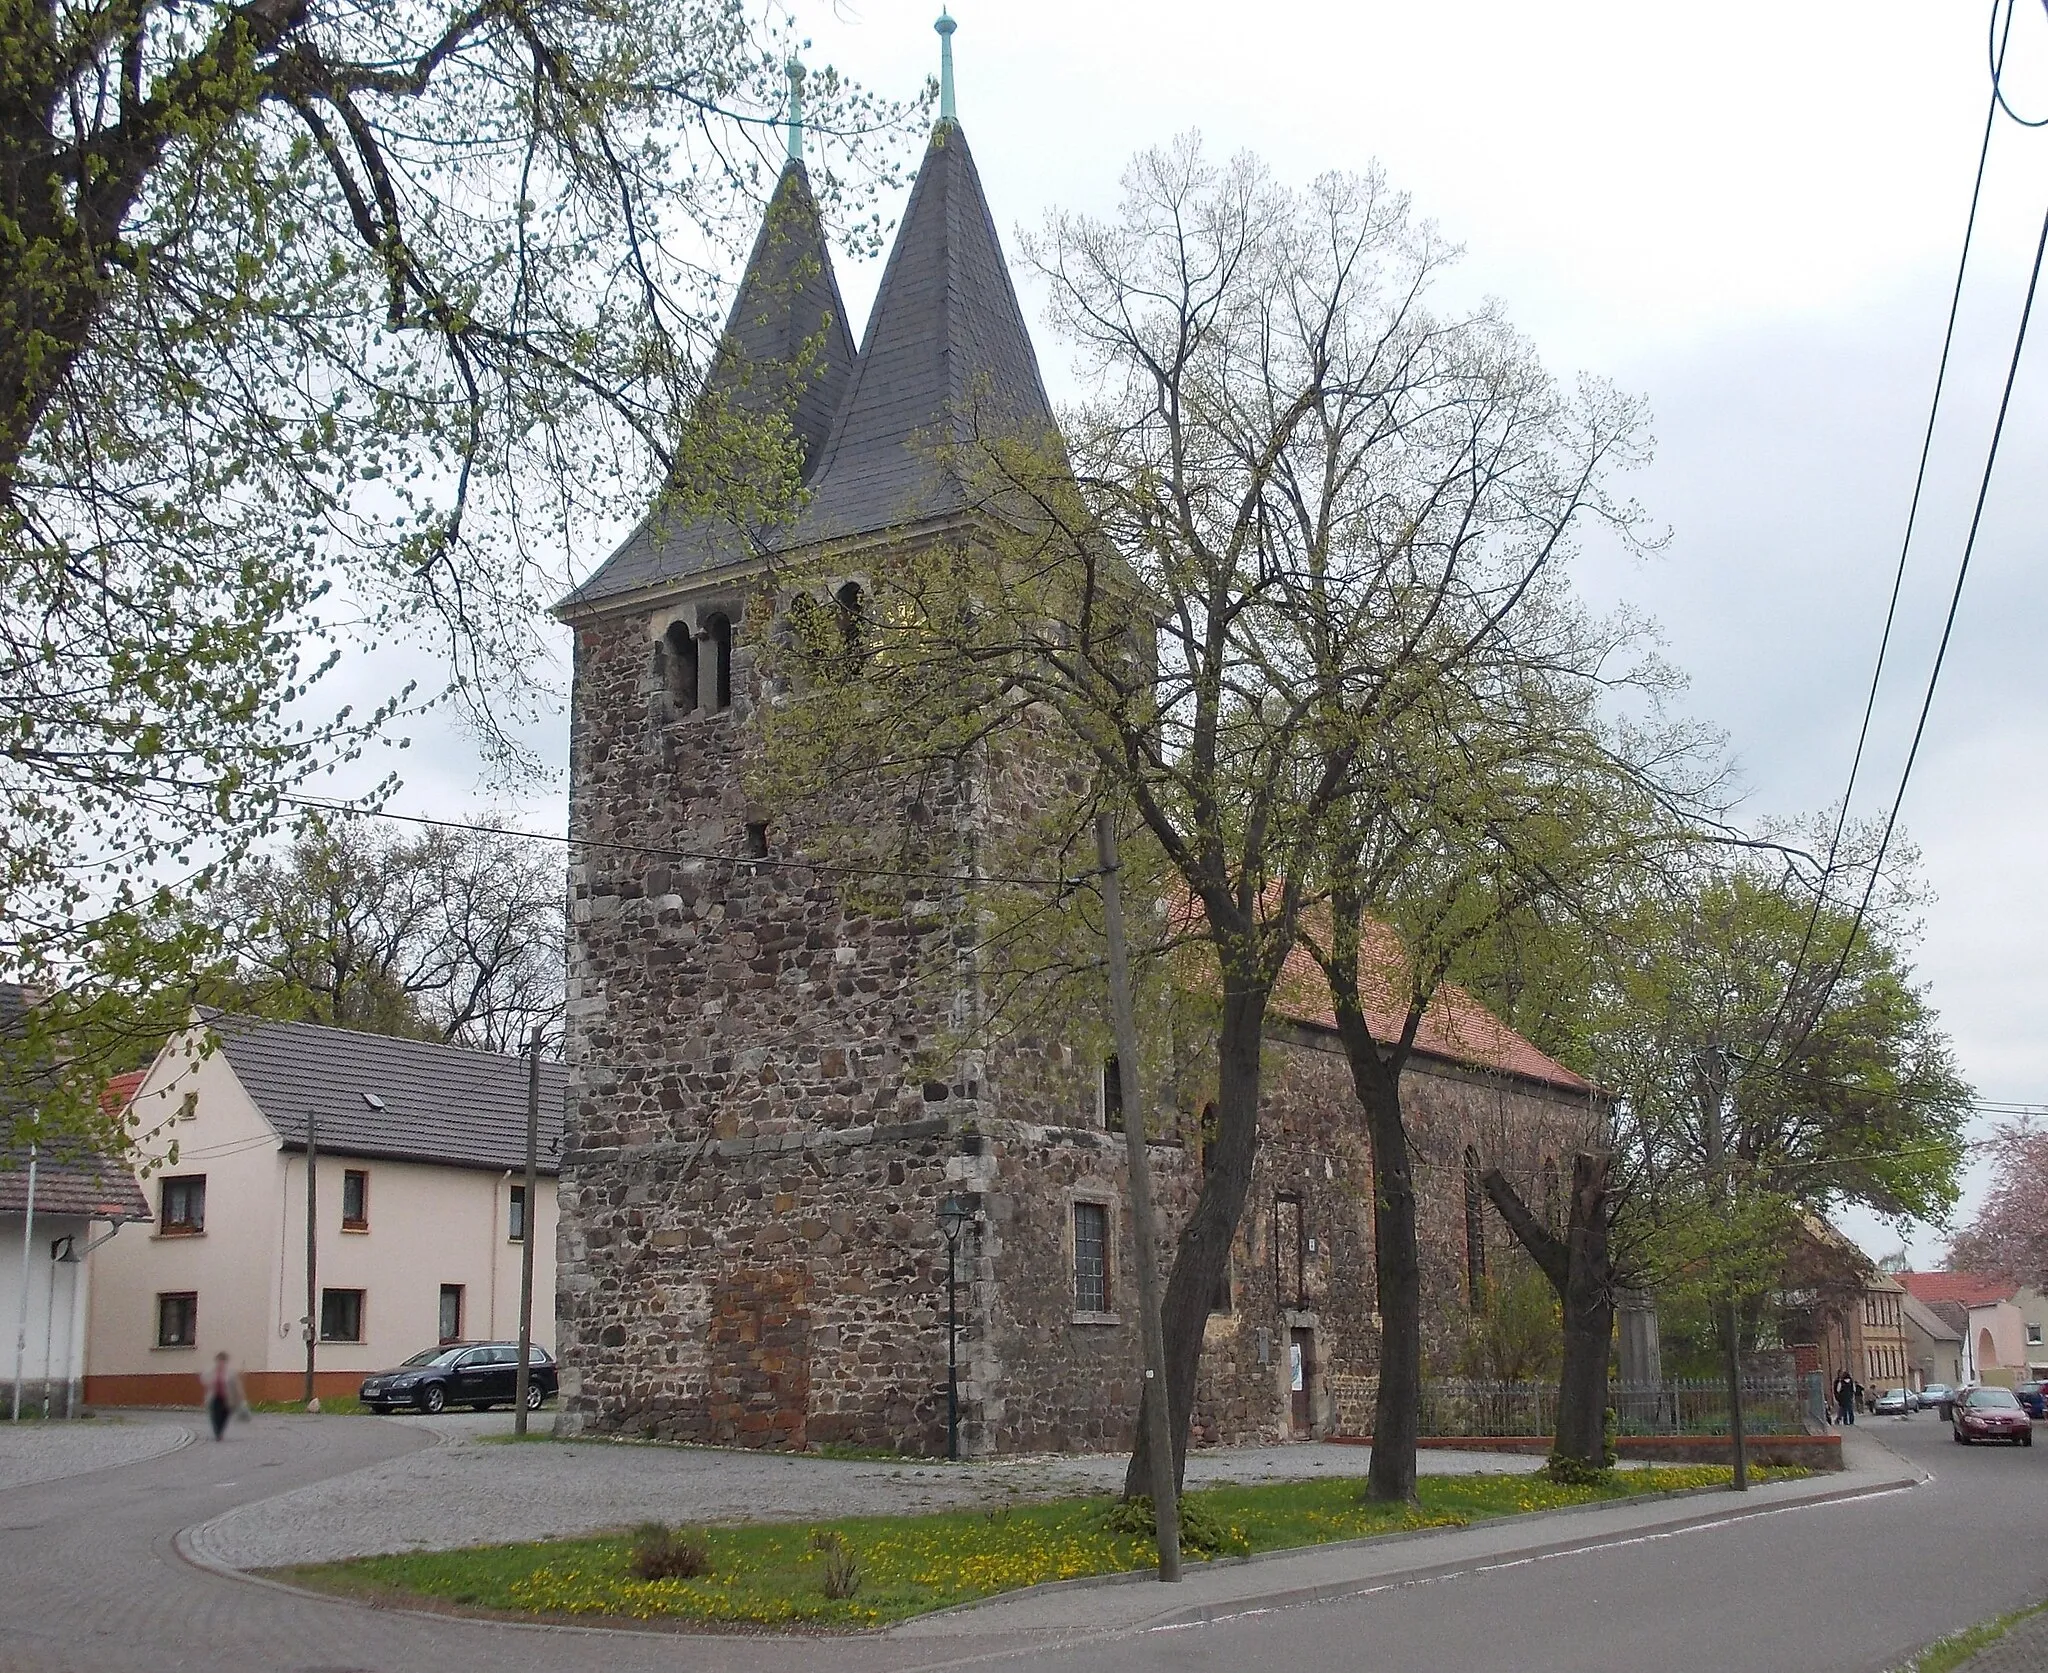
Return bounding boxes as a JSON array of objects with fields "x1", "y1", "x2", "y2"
[{"x1": 1327, "y1": 1432, "x2": 1844, "y2": 1471}]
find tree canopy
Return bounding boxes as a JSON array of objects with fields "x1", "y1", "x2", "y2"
[{"x1": 1, "y1": 0, "x2": 911, "y2": 1140}]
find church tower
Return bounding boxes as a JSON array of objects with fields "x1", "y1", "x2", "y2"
[{"x1": 552, "y1": 18, "x2": 1154, "y2": 1454}]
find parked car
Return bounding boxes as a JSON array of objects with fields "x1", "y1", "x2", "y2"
[
  {"x1": 360, "y1": 1342, "x2": 558, "y2": 1414},
  {"x1": 2014, "y1": 1381, "x2": 2047, "y2": 1419},
  {"x1": 1920, "y1": 1382, "x2": 1956, "y2": 1418},
  {"x1": 1873, "y1": 1386, "x2": 1916, "y2": 1416},
  {"x1": 1951, "y1": 1385, "x2": 2033, "y2": 1445}
]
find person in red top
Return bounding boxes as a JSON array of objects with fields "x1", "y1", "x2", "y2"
[{"x1": 201, "y1": 1352, "x2": 244, "y2": 1441}]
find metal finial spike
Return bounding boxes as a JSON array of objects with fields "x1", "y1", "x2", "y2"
[
  {"x1": 935, "y1": 9, "x2": 957, "y2": 125},
  {"x1": 785, "y1": 58, "x2": 806, "y2": 163}
]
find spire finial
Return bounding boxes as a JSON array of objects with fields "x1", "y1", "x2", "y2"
[
  {"x1": 935, "y1": 9, "x2": 957, "y2": 125},
  {"x1": 785, "y1": 55, "x2": 806, "y2": 163}
]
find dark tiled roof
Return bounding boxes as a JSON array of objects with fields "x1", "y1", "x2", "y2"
[
  {"x1": 791, "y1": 120, "x2": 1060, "y2": 548},
  {"x1": 0, "y1": 1152, "x2": 150, "y2": 1221},
  {"x1": 202, "y1": 1013, "x2": 565, "y2": 1175},
  {"x1": 563, "y1": 162, "x2": 858, "y2": 609}
]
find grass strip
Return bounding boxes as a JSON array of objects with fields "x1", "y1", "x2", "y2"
[
  {"x1": 269, "y1": 1463, "x2": 1807, "y2": 1632},
  {"x1": 1895, "y1": 1596, "x2": 2048, "y2": 1673}
]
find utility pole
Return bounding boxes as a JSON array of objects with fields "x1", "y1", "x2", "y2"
[
  {"x1": 303, "y1": 1108, "x2": 318, "y2": 1408},
  {"x1": 1703, "y1": 1055, "x2": 1748, "y2": 1491},
  {"x1": 10, "y1": 1124, "x2": 38, "y2": 1422},
  {"x1": 514, "y1": 1025, "x2": 543, "y2": 1436},
  {"x1": 1096, "y1": 813, "x2": 1182, "y2": 1582}
]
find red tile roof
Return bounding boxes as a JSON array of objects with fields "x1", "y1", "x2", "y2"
[
  {"x1": 1898, "y1": 1271, "x2": 2017, "y2": 1308},
  {"x1": 102, "y1": 1069, "x2": 147, "y2": 1112},
  {"x1": 1270, "y1": 919, "x2": 1593, "y2": 1096}
]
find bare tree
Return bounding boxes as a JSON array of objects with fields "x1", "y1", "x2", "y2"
[{"x1": 201, "y1": 820, "x2": 566, "y2": 1052}]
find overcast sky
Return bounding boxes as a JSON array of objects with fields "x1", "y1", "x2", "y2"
[{"x1": 334, "y1": 1, "x2": 2048, "y2": 1265}]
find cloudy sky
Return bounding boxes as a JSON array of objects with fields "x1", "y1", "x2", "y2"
[{"x1": 340, "y1": 1, "x2": 2048, "y2": 1263}]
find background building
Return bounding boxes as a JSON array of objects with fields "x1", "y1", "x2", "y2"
[{"x1": 86, "y1": 1014, "x2": 563, "y2": 1404}]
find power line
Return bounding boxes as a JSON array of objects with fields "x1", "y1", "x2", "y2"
[
  {"x1": 1760, "y1": 0, "x2": 2022, "y2": 1068},
  {"x1": 273, "y1": 793, "x2": 1087, "y2": 893},
  {"x1": 1763, "y1": 5, "x2": 2048, "y2": 1076}
]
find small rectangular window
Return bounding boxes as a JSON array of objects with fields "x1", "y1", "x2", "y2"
[
  {"x1": 319, "y1": 1288, "x2": 365, "y2": 1343},
  {"x1": 156, "y1": 1292, "x2": 197, "y2": 1348},
  {"x1": 1101, "y1": 1057, "x2": 1124, "y2": 1132},
  {"x1": 439, "y1": 1284, "x2": 464, "y2": 1343},
  {"x1": 2030, "y1": 1324, "x2": 2044, "y2": 1346},
  {"x1": 341, "y1": 1169, "x2": 368, "y2": 1230},
  {"x1": 1074, "y1": 1201, "x2": 1109, "y2": 1314},
  {"x1": 160, "y1": 1174, "x2": 205, "y2": 1234},
  {"x1": 509, "y1": 1184, "x2": 527, "y2": 1243}
]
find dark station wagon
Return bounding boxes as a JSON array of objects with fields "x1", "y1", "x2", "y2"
[{"x1": 360, "y1": 1342, "x2": 558, "y2": 1414}]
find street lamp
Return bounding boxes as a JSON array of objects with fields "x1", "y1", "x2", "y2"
[{"x1": 939, "y1": 1193, "x2": 972, "y2": 1461}]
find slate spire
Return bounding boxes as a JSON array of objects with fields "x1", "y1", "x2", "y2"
[
  {"x1": 561, "y1": 147, "x2": 857, "y2": 606},
  {"x1": 795, "y1": 14, "x2": 1058, "y2": 545}
]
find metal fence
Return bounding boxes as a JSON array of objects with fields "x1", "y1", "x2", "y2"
[{"x1": 1413, "y1": 1377, "x2": 1808, "y2": 1438}]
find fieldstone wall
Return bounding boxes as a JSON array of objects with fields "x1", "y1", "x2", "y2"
[{"x1": 560, "y1": 582, "x2": 1606, "y2": 1457}]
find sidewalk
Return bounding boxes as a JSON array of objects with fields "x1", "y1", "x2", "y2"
[{"x1": 1949, "y1": 1604, "x2": 2048, "y2": 1671}]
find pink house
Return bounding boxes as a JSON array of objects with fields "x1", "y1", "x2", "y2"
[
  {"x1": 1899, "y1": 1272, "x2": 2029, "y2": 1388},
  {"x1": 86, "y1": 1014, "x2": 563, "y2": 1405}
]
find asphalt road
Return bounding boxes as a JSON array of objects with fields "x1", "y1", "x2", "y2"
[
  {"x1": 1048, "y1": 1415, "x2": 2048, "y2": 1673},
  {"x1": 0, "y1": 1410, "x2": 2037, "y2": 1673}
]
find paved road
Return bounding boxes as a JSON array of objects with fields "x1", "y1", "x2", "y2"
[{"x1": 0, "y1": 1409, "x2": 2034, "y2": 1672}]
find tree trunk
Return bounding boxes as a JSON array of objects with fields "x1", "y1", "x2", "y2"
[
  {"x1": 1484, "y1": 1151, "x2": 1614, "y2": 1470},
  {"x1": 1123, "y1": 978, "x2": 1269, "y2": 1497},
  {"x1": 1357, "y1": 1064, "x2": 1422, "y2": 1504}
]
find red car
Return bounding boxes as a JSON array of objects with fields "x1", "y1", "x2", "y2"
[{"x1": 1952, "y1": 1386, "x2": 2034, "y2": 1446}]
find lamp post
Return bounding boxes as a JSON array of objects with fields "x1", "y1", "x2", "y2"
[{"x1": 939, "y1": 1193, "x2": 971, "y2": 1461}]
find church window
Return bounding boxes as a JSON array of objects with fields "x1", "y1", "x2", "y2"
[
  {"x1": 1542, "y1": 1157, "x2": 1560, "y2": 1233},
  {"x1": 1073, "y1": 1201, "x2": 1109, "y2": 1314},
  {"x1": 1464, "y1": 1147, "x2": 1487, "y2": 1310},
  {"x1": 664, "y1": 621, "x2": 699, "y2": 713},
  {"x1": 1274, "y1": 1193, "x2": 1305, "y2": 1309},
  {"x1": 1101, "y1": 1055, "x2": 1124, "y2": 1132},
  {"x1": 835, "y1": 582, "x2": 865, "y2": 671},
  {"x1": 743, "y1": 821, "x2": 769, "y2": 859},
  {"x1": 704, "y1": 612, "x2": 733, "y2": 711}
]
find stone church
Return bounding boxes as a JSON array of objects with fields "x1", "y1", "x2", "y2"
[{"x1": 553, "y1": 20, "x2": 1600, "y2": 1456}]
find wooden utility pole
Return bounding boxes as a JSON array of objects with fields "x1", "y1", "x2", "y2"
[
  {"x1": 514, "y1": 1026, "x2": 543, "y2": 1435},
  {"x1": 1703, "y1": 1058, "x2": 1748, "y2": 1491},
  {"x1": 303, "y1": 1107, "x2": 318, "y2": 1407},
  {"x1": 1096, "y1": 813, "x2": 1182, "y2": 1582}
]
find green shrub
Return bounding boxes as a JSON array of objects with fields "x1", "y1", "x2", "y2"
[
  {"x1": 808, "y1": 1529, "x2": 861, "y2": 1599},
  {"x1": 628, "y1": 1522, "x2": 710, "y2": 1580},
  {"x1": 1101, "y1": 1494, "x2": 1247, "y2": 1558}
]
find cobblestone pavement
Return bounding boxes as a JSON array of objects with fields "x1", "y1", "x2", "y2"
[
  {"x1": 0, "y1": 1412, "x2": 194, "y2": 1488},
  {"x1": 191, "y1": 1411, "x2": 1546, "y2": 1567}
]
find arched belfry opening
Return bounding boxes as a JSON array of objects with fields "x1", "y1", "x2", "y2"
[
  {"x1": 704, "y1": 612, "x2": 734, "y2": 711},
  {"x1": 664, "y1": 620, "x2": 699, "y2": 712}
]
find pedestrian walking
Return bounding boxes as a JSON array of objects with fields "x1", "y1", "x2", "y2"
[{"x1": 202, "y1": 1352, "x2": 245, "y2": 1441}]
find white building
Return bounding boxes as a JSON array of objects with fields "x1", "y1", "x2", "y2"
[{"x1": 86, "y1": 1013, "x2": 564, "y2": 1405}]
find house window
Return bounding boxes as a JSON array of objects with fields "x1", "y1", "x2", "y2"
[
  {"x1": 509, "y1": 1184, "x2": 527, "y2": 1243},
  {"x1": 156, "y1": 1292, "x2": 197, "y2": 1348},
  {"x1": 664, "y1": 620, "x2": 699, "y2": 712},
  {"x1": 160, "y1": 1174, "x2": 205, "y2": 1234},
  {"x1": 341, "y1": 1169, "x2": 369, "y2": 1230},
  {"x1": 1102, "y1": 1056, "x2": 1124, "y2": 1132},
  {"x1": 320, "y1": 1288, "x2": 365, "y2": 1343},
  {"x1": 439, "y1": 1285, "x2": 464, "y2": 1343},
  {"x1": 2030, "y1": 1324, "x2": 2044, "y2": 1347},
  {"x1": 1073, "y1": 1201, "x2": 1109, "y2": 1314},
  {"x1": 705, "y1": 612, "x2": 733, "y2": 711},
  {"x1": 834, "y1": 582, "x2": 864, "y2": 672}
]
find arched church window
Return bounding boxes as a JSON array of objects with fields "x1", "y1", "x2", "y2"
[
  {"x1": 1464, "y1": 1147, "x2": 1487, "y2": 1311},
  {"x1": 663, "y1": 620, "x2": 699, "y2": 713},
  {"x1": 835, "y1": 581, "x2": 865, "y2": 673},
  {"x1": 704, "y1": 612, "x2": 733, "y2": 711}
]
